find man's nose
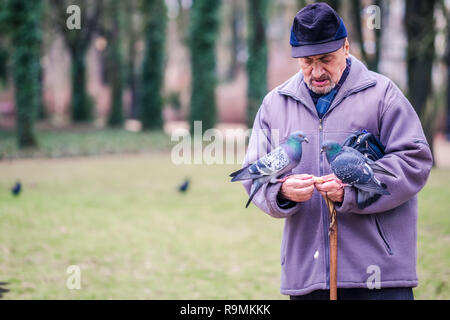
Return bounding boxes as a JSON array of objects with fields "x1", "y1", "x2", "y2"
[{"x1": 311, "y1": 63, "x2": 325, "y2": 79}]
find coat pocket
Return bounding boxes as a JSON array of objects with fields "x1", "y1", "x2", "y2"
[{"x1": 373, "y1": 214, "x2": 393, "y2": 255}]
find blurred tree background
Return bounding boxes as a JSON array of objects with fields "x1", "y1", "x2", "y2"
[
  {"x1": 246, "y1": 0, "x2": 268, "y2": 128},
  {"x1": 49, "y1": 0, "x2": 102, "y2": 123},
  {"x1": 0, "y1": 0, "x2": 448, "y2": 159},
  {"x1": 0, "y1": 0, "x2": 450, "y2": 300},
  {"x1": 140, "y1": 0, "x2": 167, "y2": 131},
  {"x1": 102, "y1": 0, "x2": 125, "y2": 128}
]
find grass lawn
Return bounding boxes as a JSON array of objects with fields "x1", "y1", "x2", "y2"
[
  {"x1": 0, "y1": 152, "x2": 449, "y2": 299},
  {"x1": 0, "y1": 129, "x2": 172, "y2": 159}
]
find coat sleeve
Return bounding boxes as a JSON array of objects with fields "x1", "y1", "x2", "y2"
[
  {"x1": 241, "y1": 97, "x2": 302, "y2": 219},
  {"x1": 335, "y1": 84, "x2": 433, "y2": 215}
]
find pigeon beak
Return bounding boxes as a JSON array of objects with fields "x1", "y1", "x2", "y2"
[
  {"x1": 303, "y1": 137, "x2": 309, "y2": 143},
  {"x1": 320, "y1": 147, "x2": 324, "y2": 153}
]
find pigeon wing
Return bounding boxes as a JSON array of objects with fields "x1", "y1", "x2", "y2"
[
  {"x1": 335, "y1": 150, "x2": 390, "y2": 195},
  {"x1": 365, "y1": 158, "x2": 397, "y2": 178},
  {"x1": 230, "y1": 146, "x2": 290, "y2": 182},
  {"x1": 343, "y1": 146, "x2": 396, "y2": 178},
  {"x1": 331, "y1": 152, "x2": 372, "y2": 185},
  {"x1": 249, "y1": 146, "x2": 290, "y2": 176},
  {"x1": 353, "y1": 179, "x2": 390, "y2": 195}
]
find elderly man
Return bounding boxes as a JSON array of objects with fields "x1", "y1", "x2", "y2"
[{"x1": 241, "y1": 3, "x2": 433, "y2": 300}]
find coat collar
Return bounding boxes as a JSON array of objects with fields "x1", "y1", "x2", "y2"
[{"x1": 277, "y1": 55, "x2": 377, "y2": 115}]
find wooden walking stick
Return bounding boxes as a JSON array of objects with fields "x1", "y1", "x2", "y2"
[
  {"x1": 315, "y1": 177, "x2": 338, "y2": 300},
  {"x1": 324, "y1": 193, "x2": 338, "y2": 300}
]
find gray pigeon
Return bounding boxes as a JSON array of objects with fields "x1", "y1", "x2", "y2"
[
  {"x1": 321, "y1": 141, "x2": 397, "y2": 208},
  {"x1": 230, "y1": 131, "x2": 309, "y2": 208}
]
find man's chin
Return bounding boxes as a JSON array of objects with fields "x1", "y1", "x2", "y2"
[{"x1": 309, "y1": 85, "x2": 334, "y2": 95}]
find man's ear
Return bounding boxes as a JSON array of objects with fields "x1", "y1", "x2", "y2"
[{"x1": 343, "y1": 38, "x2": 350, "y2": 58}]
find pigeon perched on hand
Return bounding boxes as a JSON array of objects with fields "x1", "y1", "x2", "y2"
[
  {"x1": 11, "y1": 181, "x2": 21, "y2": 196},
  {"x1": 230, "y1": 130, "x2": 309, "y2": 208},
  {"x1": 321, "y1": 141, "x2": 397, "y2": 208}
]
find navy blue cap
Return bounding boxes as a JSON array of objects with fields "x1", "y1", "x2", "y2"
[{"x1": 290, "y1": 2, "x2": 347, "y2": 58}]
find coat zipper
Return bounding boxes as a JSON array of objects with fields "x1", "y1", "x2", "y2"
[
  {"x1": 313, "y1": 80, "x2": 378, "y2": 288},
  {"x1": 318, "y1": 117, "x2": 330, "y2": 288}
]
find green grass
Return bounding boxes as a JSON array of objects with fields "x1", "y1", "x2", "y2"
[
  {"x1": 416, "y1": 169, "x2": 450, "y2": 299},
  {"x1": 0, "y1": 154, "x2": 285, "y2": 299},
  {"x1": 0, "y1": 154, "x2": 448, "y2": 299},
  {"x1": 0, "y1": 129, "x2": 173, "y2": 159}
]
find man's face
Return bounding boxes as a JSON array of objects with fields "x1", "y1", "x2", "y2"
[{"x1": 299, "y1": 39, "x2": 350, "y2": 95}]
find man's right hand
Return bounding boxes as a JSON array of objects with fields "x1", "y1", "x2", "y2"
[{"x1": 279, "y1": 174, "x2": 315, "y2": 203}]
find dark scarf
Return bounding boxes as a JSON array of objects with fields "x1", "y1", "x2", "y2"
[{"x1": 306, "y1": 58, "x2": 352, "y2": 118}]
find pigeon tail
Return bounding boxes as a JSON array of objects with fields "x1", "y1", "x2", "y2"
[
  {"x1": 230, "y1": 166, "x2": 247, "y2": 177},
  {"x1": 368, "y1": 161, "x2": 397, "y2": 178},
  {"x1": 245, "y1": 181, "x2": 263, "y2": 208},
  {"x1": 230, "y1": 165, "x2": 259, "y2": 182},
  {"x1": 357, "y1": 190, "x2": 382, "y2": 209},
  {"x1": 353, "y1": 177, "x2": 390, "y2": 195}
]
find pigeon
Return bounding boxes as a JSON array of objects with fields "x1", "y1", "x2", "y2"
[
  {"x1": 178, "y1": 178, "x2": 190, "y2": 193},
  {"x1": 230, "y1": 130, "x2": 309, "y2": 208},
  {"x1": 321, "y1": 141, "x2": 397, "y2": 208},
  {"x1": 11, "y1": 181, "x2": 21, "y2": 196}
]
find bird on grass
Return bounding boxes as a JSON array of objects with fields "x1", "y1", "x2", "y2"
[
  {"x1": 230, "y1": 131, "x2": 309, "y2": 208},
  {"x1": 11, "y1": 181, "x2": 21, "y2": 197},
  {"x1": 178, "y1": 178, "x2": 190, "y2": 193},
  {"x1": 321, "y1": 141, "x2": 397, "y2": 208}
]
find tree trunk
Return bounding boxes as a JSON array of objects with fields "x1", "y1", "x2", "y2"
[
  {"x1": 350, "y1": 0, "x2": 382, "y2": 72},
  {"x1": 125, "y1": 0, "x2": 138, "y2": 120},
  {"x1": 139, "y1": 0, "x2": 167, "y2": 130},
  {"x1": 246, "y1": 0, "x2": 268, "y2": 128},
  {"x1": 446, "y1": 11, "x2": 450, "y2": 138},
  {"x1": 0, "y1": 46, "x2": 7, "y2": 86},
  {"x1": 70, "y1": 48, "x2": 92, "y2": 122},
  {"x1": 405, "y1": 0, "x2": 436, "y2": 117},
  {"x1": 107, "y1": 0, "x2": 124, "y2": 127},
  {"x1": 49, "y1": 0, "x2": 102, "y2": 123},
  {"x1": 370, "y1": 0, "x2": 382, "y2": 72},
  {"x1": 189, "y1": 0, "x2": 221, "y2": 134},
  {"x1": 37, "y1": 53, "x2": 46, "y2": 120},
  {"x1": 10, "y1": 0, "x2": 43, "y2": 148},
  {"x1": 226, "y1": 0, "x2": 243, "y2": 81},
  {"x1": 405, "y1": 0, "x2": 437, "y2": 164}
]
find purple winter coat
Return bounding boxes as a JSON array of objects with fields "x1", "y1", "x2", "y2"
[{"x1": 242, "y1": 55, "x2": 433, "y2": 296}]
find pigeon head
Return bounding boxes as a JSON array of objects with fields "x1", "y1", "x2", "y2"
[
  {"x1": 321, "y1": 141, "x2": 342, "y2": 162},
  {"x1": 287, "y1": 130, "x2": 309, "y2": 144}
]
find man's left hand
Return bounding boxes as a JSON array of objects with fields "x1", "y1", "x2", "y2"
[{"x1": 314, "y1": 173, "x2": 344, "y2": 203}]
